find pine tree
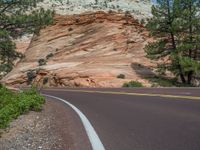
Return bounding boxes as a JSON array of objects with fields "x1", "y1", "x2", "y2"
[
  {"x1": 175, "y1": 0, "x2": 200, "y2": 84},
  {"x1": 0, "y1": 0, "x2": 55, "y2": 76},
  {"x1": 145, "y1": 0, "x2": 200, "y2": 85}
]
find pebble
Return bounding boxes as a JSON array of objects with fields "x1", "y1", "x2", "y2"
[{"x1": 0, "y1": 110, "x2": 64, "y2": 150}]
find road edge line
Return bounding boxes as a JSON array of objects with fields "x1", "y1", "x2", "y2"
[{"x1": 42, "y1": 94, "x2": 105, "y2": 150}]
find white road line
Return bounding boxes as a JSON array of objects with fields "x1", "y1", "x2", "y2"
[{"x1": 42, "y1": 94, "x2": 105, "y2": 150}]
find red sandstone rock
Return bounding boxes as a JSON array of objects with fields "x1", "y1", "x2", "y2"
[{"x1": 2, "y1": 12, "x2": 156, "y2": 87}]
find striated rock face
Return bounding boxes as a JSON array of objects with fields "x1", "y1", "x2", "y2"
[{"x1": 2, "y1": 11, "x2": 156, "y2": 87}]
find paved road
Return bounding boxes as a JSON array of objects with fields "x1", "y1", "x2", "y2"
[{"x1": 43, "y1": 88, "x2": 200, "y2": 150}]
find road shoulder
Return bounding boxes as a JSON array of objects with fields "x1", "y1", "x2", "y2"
[{"x1": 0, "y1": 98, "x2": 91, "y2": 150}]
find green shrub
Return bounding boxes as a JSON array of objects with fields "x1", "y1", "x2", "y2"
[
  {"x1": 0, "y1": 64, "x2": 13, "y2": 74},
  {"x1": 68, "y1": 27, "x2": 73, "y2": 31},
  {"x1": 27, "y1": 70, "x2": 36, "y2": 85},
  {"x1": 140, "y1": 18, "x2": 145, "y2": 25},
  {"x1": 151, "y1": 77, "x2": 174, "y2": 87},
  {"x1": 46, "y1": 53, "x2": 54, "y2": 59},
  {"x1": 0, "y1": 87, "x2": 45, "y2": 128},
  {"x1": 43, "y1": 77, "x2": 49, "y2": 85},
  {"x1": 0, "y1": 83, "x2": 3, "y2": 89},
  {"x1": 117, "y1": 74, "x2": 125, "y2": 79},
  {"x1": 147, "y1": 76, "x2": 193, "y2": 87},
  {"x1": 123, "y1": 81, "x2": 143, "y2": 87},
  {"x1": 38, "y1": 59, "x2": 46, "y2": 66}
]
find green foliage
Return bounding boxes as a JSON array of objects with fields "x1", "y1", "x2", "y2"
[
  {"x1": 179, "y1": 56, "x2": 200, "y2": 75},
  {"x1": 140, "y1": 19, "x2": 145, "y2": 25},
  {"x1": 43, "y1": 77, "x2": 49, "y2": 85},
  {"x1": 0, "y1": 0, "x2": 55, "y2": 75},
  {"x1": 0, "y1": 64, "x2": 13, "y2": 76},
  {"x1": 0, "y1": 30, "x2": 22, "y2": 73},
  {"x1": 27, "y1": 70, "x2": 36, "y2": 85},
  {"x1": 156, "y1": 64, "x2": 169, "y2": 75},
  {"x1": 0, "y1": 83, "x2": 3, "y2": 89},
  {"x1": 46, "y1": 53, "x2": 54, "y2": 60},
  {"x1": 147, "y1": 76, "x2": 192, "y2": 87},
  {"x1": 123, "y1": 81, "x2": 143, "y2": 87},
  {"x1": 145, "y1": 40, "x2": 170, "y2": 60},
  {"x1": 38, "y1": 59, "x2": 47, "y2": 66},
  {"x1": 145, "y1": 0, "x2": 200, "y2": 85},
  {"x1": 0, "y1": 87, "x2": 45, "y2": 128},
  {"x1": 147, "y1": 76, "x2": 176, "y2": 87},
  {"x1": 117, "y1": 74, "x2": 125, "y2": 79}
]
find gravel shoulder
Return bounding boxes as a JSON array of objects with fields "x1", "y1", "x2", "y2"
[{"x1": 0, "y1": 98, "x2": 91, "y2": 150}]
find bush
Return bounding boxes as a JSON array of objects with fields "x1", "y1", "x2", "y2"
[
  {"x1": 43, "y1": 77, "x2": 49, "y2": 85},
  {"x1": 0, "y1": 83, "x2": 3, "y2": 89},
  {"x1": 148, "y1": 77, "x2": 175, "y2": 87},
  {"x1": 0, "y1": 64, "x2": 12, "y2": 74},
  {"x1": 38, "y1": 59, "x2": 46, "y2": 66},
  {"x1": 68, "y1": 27, "x2": 73, "y2": 32},
  {"x1": 117, "y1": 74, "x2": 125, "y2": 79},
  {"x1": 0, "y1": 87, "x2": 45, "y2": 128},
  {"x1": 140, "y1": 19, "x2": 146, "y2": 25},
  {"x1": 27, "y1": 70, "x2": 36, "y2": 85},
  {"x1": 146, "y1": 76, "x2": 193, "y2": 87},
  {"x1": 46, "y1": 53, "x2": 53, "y2": 59},
  {"x1": 123, "y1": 81, "x2": 143, "y2": 87}
]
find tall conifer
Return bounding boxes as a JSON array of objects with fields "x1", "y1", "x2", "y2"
[
  {"x1": 145, "y1": 0, "x2": 200, "y2": 85},
  {"x1": 0, "y1": 0, "x2": 55, "y2": 75}
]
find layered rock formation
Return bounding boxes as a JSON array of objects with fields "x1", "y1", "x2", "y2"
[{"x1": 3, "y1": 11, "x2": 156, "y2": 87}]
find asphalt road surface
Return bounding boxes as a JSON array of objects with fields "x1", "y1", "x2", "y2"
[{"x1": 43, "y1": 88, "x2": 200, "y2": 150}]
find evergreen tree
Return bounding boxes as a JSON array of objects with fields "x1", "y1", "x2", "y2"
[
  {"x1": 0, "y1": 0, "x2": 55, "y2": 76},
  {"x1": 175, "y1": 0, "x2": 200, "y2": 84},
  {"x1": 145, "y1": 0, "x2": 200, "y2": 85}
]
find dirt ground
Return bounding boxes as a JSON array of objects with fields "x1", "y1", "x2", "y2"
[{"x1": 0, "y1": 99, "x2": 91, "y2": 150}]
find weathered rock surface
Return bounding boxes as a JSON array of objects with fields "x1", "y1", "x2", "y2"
[
  {"x1": 3, "y1": 11, "x2": 156, "y2": 87},
  {"x1": 39, "y1": 0, "x2": 152, "y2": 20}
]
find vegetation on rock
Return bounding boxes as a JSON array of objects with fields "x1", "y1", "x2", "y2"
[
  {"x1": 27, "y1": 70, "x2": 36, "y2": 85},
  {"x1": 117, "y1": 74, "x2": 125, "y2": 79},
  {"x1": 38, "y1": 58, "x2": 47, "y2": 66}
]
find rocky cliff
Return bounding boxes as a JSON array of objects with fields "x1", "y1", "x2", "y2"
[
  {"x1": 3, "y1": 11, "x2": 156, "y2": 87},
  {"x1": 39, "y1": 0, "x2": 152, "y2": 19}
]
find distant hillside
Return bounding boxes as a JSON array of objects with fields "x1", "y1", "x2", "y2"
[{"x1": 39, "y1": 0, "x2": 152, "y2": 19}]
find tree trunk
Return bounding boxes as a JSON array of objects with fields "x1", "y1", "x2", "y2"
[
  {"x1": 178, "y1": 64, "x2": 186, "y2": 83},
  {"x1": 166, "y1": 0, "x2": 186, "y2": 84},
  {"x1": 189, "y1": 1, "x2": 193, "y2": 58},
  {"x1": 187, "y1": 71, "x2": 193, "y2": 84}
]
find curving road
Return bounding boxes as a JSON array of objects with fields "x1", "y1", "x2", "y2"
[{"x1": 42, "y1": 88, "x2": 200, "y2": 150}]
